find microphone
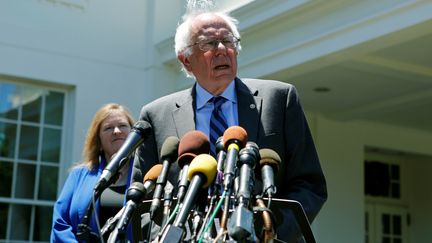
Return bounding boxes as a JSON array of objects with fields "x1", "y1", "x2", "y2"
[
  {"x1": 175, "y1": 154, "x2": 217, "y2": 226},
  {"x1": 161, "y1": 181, "x2": 174, "y2": 228},
  {"x1": 228, "y1": 142, "x2": 260, "y2": 242},
  {"x1": 222, "y1": 126, "x2": 248, "y2": 191},
  {"x1": 215, "y1": 136, "x2": 226, "y2": 172},
  {"x1": 94, "y1": 120, "x2": 152, "y2": 196},
  {"x1": 220, "y1": 126, "x2": 248, "y2": 232},
  {"x1": 176, "y1": 131, "x2": 210, "y2": 203},
  {"x1": 160, "y1": 154, "x2": 217, "y2": 243},
  {"x1": 236, "y1": 141, "x2": 259, "y2": 205},
  {"x1": 105, "y1": 164, "x2": 161, "y2": 242},
  {"x1": 149, "y1": 136, "x2": 180, "y2": 218},
  {"x1": 259, "y1": 148, "x2": 281, "y2": 197}
]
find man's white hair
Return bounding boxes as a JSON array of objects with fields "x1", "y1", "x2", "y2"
[{"x1": 174, "y1": 0, "x2": 242, "y2": 78}]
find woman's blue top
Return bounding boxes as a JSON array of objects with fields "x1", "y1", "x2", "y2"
[{"x1": 51, "y1": 157, "x2": 132, "y2": 242}]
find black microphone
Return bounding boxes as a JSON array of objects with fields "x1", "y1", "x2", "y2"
[
  {"x1": 214, "y1": 136, "x2": 226, "y2": 188},
  {"x1": 236, "y1": 142, "x2": 259, "y2": 205},
  {"x1": 228, "y1": 142, "x2": 260, "y2": 242},
  {"x1": 259, "y1": 148, "x2": 281, "y2": 198},
  {"x1": 176, "y1": 131, "x2": 210, "y2": 203},
  {"x1": 215, "y1": 136, "x2": 226, "y2": 172},
  {"x1": 160, "y1": 154, "x2": 217, "y2": 243},
  {"x1": 106, "y1": 164, "x2": 162, "y2": 242},
  {"x1": 94, "y1": 120, "x2": 152, "y2": 196},
  {"x1": 149, "y1": 136, "x2": 180, "y2": 218},
  {"x1": 161, "y1": 181, "x2": 174, "y2": 228}
]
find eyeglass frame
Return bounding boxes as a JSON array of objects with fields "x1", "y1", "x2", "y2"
[{"x1": 187, "y1": 34, "x2": 241, "y2": 52}]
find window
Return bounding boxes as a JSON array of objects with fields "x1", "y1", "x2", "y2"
[
  {"x1": 365, "y1": 204, "x2": 408, "y2": 243},
  {"x1": 0, "y1": 80, "x2": 66, "y2": 242},
  {"x1": 364, "y1": 161, "x2": 401, "y2": 199},
  {"x1": 364, "y1": 147, "x2": 409, "y2": 243}
]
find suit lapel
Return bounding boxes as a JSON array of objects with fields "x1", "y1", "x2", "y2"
[
  {"x1": 172, "y1": 80, "x2": 262, "y2": 142},
  {"x1": 172, "y1": 87, "x2": 196, "y2": 139},
  {"x1": 236, "y1": 78, "x2": 261, "y2": 143}
]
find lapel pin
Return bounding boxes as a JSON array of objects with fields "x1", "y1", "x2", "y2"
[{"x1": 250, "y1": 104, "x2": 256, "y2": 109}]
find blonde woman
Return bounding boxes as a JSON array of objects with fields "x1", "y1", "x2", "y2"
[{"x1": 51, "y1": 103, "x2": 135, "y2": 242}]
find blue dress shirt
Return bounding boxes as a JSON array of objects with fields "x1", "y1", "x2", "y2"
[{"x1": 195, "y1": 80, "x2": 239, "y2": 138}]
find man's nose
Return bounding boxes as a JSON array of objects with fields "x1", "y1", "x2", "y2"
[{"x1": 215, "y1": 41, "x2": 227, "y2": 54}]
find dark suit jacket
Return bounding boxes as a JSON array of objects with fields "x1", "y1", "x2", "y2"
[{"x1": 132, "y1": 77, "x2": 327, "y2": 242}]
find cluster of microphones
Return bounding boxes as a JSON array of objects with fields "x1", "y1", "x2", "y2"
[{"x1": 77, "y1": 120, "x2": 288, "y2": 243}]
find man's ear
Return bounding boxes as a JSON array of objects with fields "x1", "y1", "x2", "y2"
[{"x1": 178, "y1": 53, "x2": 192, "y2": 72}]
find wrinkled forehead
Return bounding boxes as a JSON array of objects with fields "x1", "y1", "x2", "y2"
[{"x1": 191, "y1": 13, "x2": 232, "y2": 38}]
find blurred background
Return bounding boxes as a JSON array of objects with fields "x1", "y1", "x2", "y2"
[{"x1": 0, "y1": 0, "x2": 431, "y2": 242}]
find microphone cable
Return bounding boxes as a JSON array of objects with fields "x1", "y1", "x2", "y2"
[
  {"x1": 197, "y1": 190, "x2": 227, "y2": 243},
  {"x1": 92, "y1": 190, "x2": 106, "y2": 243},
  {"x1": 157, "y1": 201, "x2": 180, "y2": 239}
]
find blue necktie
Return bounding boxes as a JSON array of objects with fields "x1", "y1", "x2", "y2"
[{"x1": 209, "y1": 96, "x2": 228, "y2": 156}]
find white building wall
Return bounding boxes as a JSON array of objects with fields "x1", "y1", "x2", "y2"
[
  {"x1": 1, "y1": 1, "x2": 431, "y2": 242},
  {"x1": 311, "y1": 115, "x2": 365, "y2": 243},
  {"x1": 309, "y1": 114, "x2": 432, "y2": 243},
  {"x1": 0, "y1": 0, "x2": 160, "y2": 174}
]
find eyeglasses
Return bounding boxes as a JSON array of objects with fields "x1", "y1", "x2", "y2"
[{"x1": 188, "y1": 35, "x2": 241, "y2": 52}]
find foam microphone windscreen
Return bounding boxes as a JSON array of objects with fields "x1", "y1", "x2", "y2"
[
  {"x1": 187, "y1": 154, "x2": 217, "y2": 188},
  {"x1": 134, "y1": 120, "x2": 153, "y2": 138},
  {"x1": 144, "y1": 164, "x2": 163, "y2": 182},
  {"x1": 259, "y1": 148, "x2": 281, "y2": 173},
  {"x1": 223, "y1": 126, "x2": 248, "y2": 149},
  {"x1": 177, "y1": 131, "x2": 210, "y2": 167},
  {"x1": 160, "y1": 136, "x2": 180, "y2": 161}
]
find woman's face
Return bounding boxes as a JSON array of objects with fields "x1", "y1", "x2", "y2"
[{"x1": 99, "y1": 110, "x2": 131, "y2": 161}]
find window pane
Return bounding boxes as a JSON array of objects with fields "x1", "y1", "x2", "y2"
[
  {"x1": 19, "y1": 125, "x2": 39, "y2": 161},
  {"x1": 0, "y1": 83, "x2": 18, "y2": 120},
  {"x1": 33, "y1": 205, "x2": 53, "y2": 241},
  {"x1": 0, "y1": 121, "x2": 17, "y2": 158},
  {"x1": 41, "y1": 127, "x2": 61, "y2": 163},
  {"x1": 10, "y1": 204, "x2": 31, "y2": 240},
  {"x1": 0, "y1": 203, "x2": 8, "y2": 239},
  {"x1": 38, "y1": 165, "x2": 58, "y2": 200},
  {"x1": 364, "y1": 161, "x2": 390, "y2": 196},
  {"x1": 382, "y1": 237, "x2": 390, "y2": 243},
  {"x1": 22, "y1": 95, "x2": 42, "y2": 123},
  {"x1": 391, "y1": 165, "x2": 400, "y2": 180},
  {"x1": 0, "y1": 161, "x2": 13, "y2": 197},
  {"x1": 15, "y1": 163, "x2": 36, "y2": 199},
  {"x1": 393, "y1": 215, "x2": 401, "y2": 235},
  {"x1": 382, "y1": 214, "x2": 390, "y2": 234},
  {"x1": 45, "y1": 91, "x2": 64, "y2": 126}
]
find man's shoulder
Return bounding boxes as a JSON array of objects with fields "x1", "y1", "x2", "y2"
[
  {"x1": 140, "y1": 88, "x2": 192, "y2": 114},
  {"x1": 240, "y1": 78, "x2": 295, "y2": 90},
  {"x1": 150, "y1": 88, "x2": 191, "y2": 105}
]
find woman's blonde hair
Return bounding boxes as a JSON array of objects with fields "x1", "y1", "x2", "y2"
[{"x1": 81, "y1": 103, "x2": 135, "y2": 170}]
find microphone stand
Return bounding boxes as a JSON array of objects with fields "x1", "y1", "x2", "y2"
[
  {"x1": 77, "y1": 189, "x2": 103, "y2": 242},
  {"x1": 100, "y1": 207, "x2": 125, "y2": 239},
  {"x1": 76, "y1": 201, "x2": 95, "y2": 241},
  {"x1": 78, "y1": 166, "x2": 122, "y2": 241}
]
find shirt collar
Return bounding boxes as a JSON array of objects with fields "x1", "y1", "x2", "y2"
[{"x1": 195, "y1": 80, "x2": 237, "y2": 110}]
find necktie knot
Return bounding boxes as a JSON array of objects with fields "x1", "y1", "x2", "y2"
[{"x1": 211, "y1": 96, "x2": 226, "y2": 109}]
